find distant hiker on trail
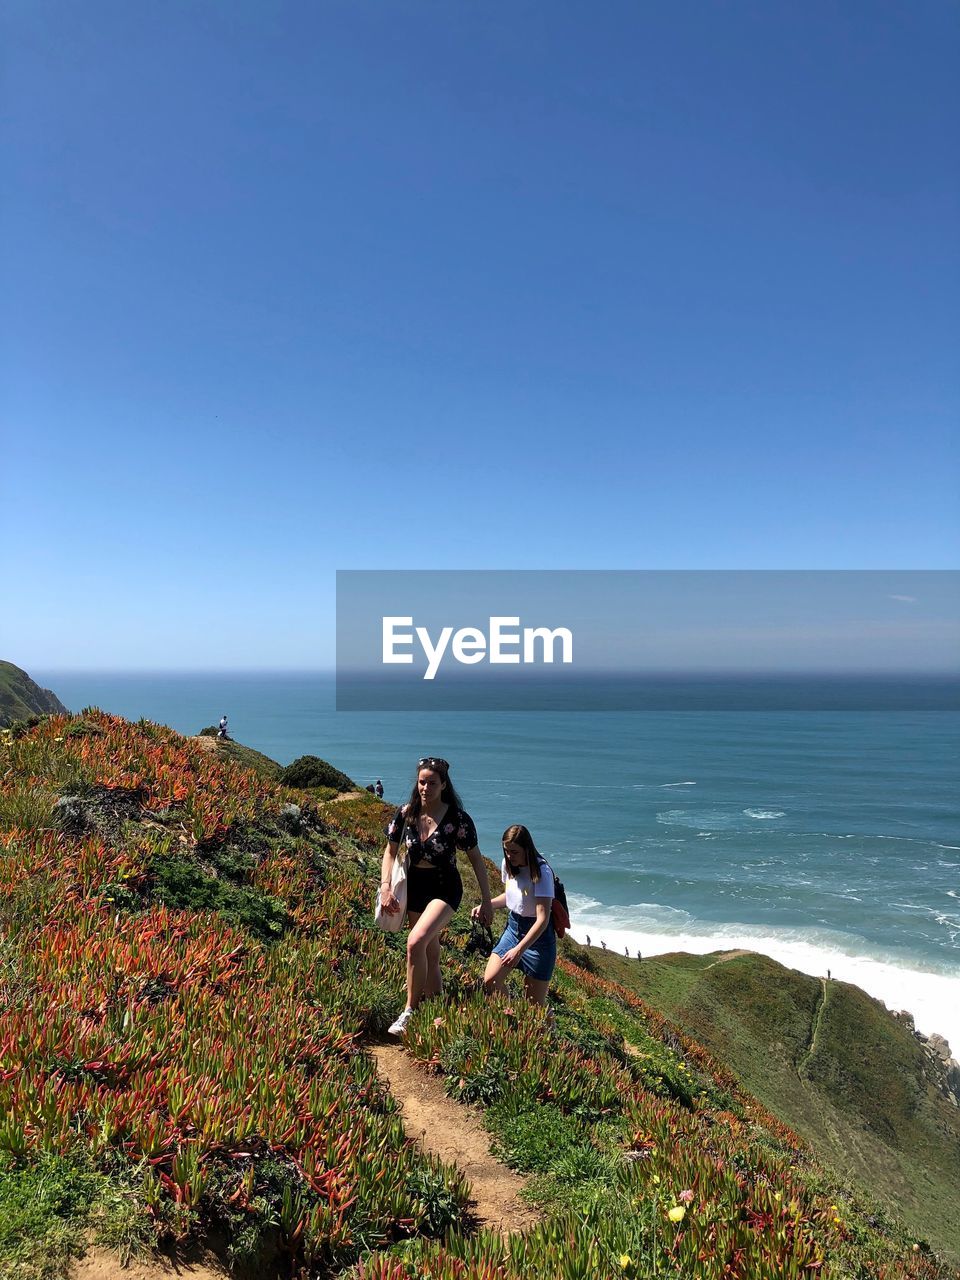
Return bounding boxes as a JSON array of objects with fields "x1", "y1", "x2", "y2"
[
  {"x1": 217, "y1": 715, "x2": 228, "y2": 740},
  {"x1": 379, "y1": 757, "x2": 493, "y2": 1036},
  {"x1": 474, "y1": 824, "x2": 557, "y2": 1010},
  {"x1": 375, "y1": 778, "x2": 384, "y2": 799}
]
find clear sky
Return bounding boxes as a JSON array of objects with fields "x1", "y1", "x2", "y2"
[{"x1": 2, "y1": 1, "x2": 958, "y2": 669}]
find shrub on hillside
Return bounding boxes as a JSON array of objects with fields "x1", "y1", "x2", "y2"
[{"x1": 279, "y1": 755, "x2": 355, "y2": 793}]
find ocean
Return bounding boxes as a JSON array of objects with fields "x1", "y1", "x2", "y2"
[{"x1": 39, "y1": 671, "x2": 960, "y2": 1053}]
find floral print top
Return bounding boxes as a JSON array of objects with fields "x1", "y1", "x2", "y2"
[{"x1": 386, "y1": 804, "x2": 479, "y2": 869}]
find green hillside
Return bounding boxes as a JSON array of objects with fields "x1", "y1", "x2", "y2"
[
  {"x1": 0, "y1": 661, "x2": 68, "y2": 727},
  {"x1": 592, "y1": 948, "x2": 960, "y2": 1260},
  {"x1": 0, "y1": 711, "x2": 954, "y2": 1279}
]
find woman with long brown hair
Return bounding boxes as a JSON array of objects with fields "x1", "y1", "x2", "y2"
[
  {"x1": 379, "y1": 757, "x2": 493, "y2": 1035},
  {"x1": 474, "y1": 823, "x2": 557, "y2": 1007}
]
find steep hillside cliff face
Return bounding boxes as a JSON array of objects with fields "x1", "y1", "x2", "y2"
[
  {"x1": 610, "y1": 948, "x2": 960, "y2": 1261},
  {"x1": 0, "y1": 661, "x2": 69, "y2": 726}
]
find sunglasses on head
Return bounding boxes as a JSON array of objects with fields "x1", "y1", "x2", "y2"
[{"x1": 418, "y1": 757, "x2": 449, "y2": 773}]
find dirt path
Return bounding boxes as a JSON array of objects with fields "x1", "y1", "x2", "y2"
[
  {"x1": 798, "y1": 977, "x2": 829, "y2": 1080},
  {"x1": 371, "y1": 1043, "x2": 539, "y2": 1236},
  {"x1": 72, "y1": 1246, "x2": 230, "y2": 1280},
  {"x1": 704, "y1": 949, "x2": 753, "y2": 968}
]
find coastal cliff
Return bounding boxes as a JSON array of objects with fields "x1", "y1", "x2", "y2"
[
  {"x1": 0, "y1": 659, "x2": 68, "y2": 726},
  {"x1": 1, "y1": 707, "x2": 956, "y2": 1277}
]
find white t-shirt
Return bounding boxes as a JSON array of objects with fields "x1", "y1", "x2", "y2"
[{"x1": 502, "y1": 859, "x2": 555, "y2": 918}]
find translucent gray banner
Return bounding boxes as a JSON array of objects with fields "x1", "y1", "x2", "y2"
[{"x1": 335, "y1": 570, "x2": 960, "y2": 711}]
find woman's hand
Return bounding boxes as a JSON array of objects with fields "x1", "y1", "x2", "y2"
[
  {"x1": 498, "y1": 944, "x2": 524, "y2": 971},
  {"x1": 380, "y1": 884, "x2": 401, "y2": 914},
  {"x1": 474, "y1": 900, "x2": 493, "y2": 927}
]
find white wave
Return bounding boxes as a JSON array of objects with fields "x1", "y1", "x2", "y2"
[
  {"x1": 660, "y1": 781, "x2": 697, "y2": 788},
  {"x1": 743, "y1": 809, "x2": 786, "y2": 820},
  {"x1": 937, "y1": 844, "x2": 960, "y2": 851},
  {"x1": 567, "y1": 914, "x2": 960, "y2": 1052},
  {"x1": 566, "y1": 893, "x2": 602, "y2": 912},
  {"x1": 658, "y1": 809, "x2": 738, "y2": 831}
]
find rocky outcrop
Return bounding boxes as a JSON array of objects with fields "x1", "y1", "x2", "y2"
[
  {"x1": 907, "y1": 1022, "x2": 960, "y2": 1108},
  {"x1": 0, "y1": 660, "x2": 69, "y2": 727}
]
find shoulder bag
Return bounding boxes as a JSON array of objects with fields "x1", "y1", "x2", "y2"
[{"x1": 375, "y1": 822, "x2": 408, "y2": 931}]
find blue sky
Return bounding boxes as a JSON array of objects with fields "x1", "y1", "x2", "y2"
[{"x1": 2, "y1": 1, "x2": 958, "y2": 669}]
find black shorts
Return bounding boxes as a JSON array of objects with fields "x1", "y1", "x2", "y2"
[{"x1": 407, "y1": 862, "x2": 463, "y2": 915}]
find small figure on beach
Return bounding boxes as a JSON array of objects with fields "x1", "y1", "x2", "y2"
[
  {"x1": 375, "y1": 779, "x2": 384, "y2": 799},
  {"x1": 217, "y1": 715, "x2": 229, "y2": 740},
  {"x1": 625, "y1": 945, "x2": 630, "y2": 957},
  {"x1": 379, "y1": 757, "x2": 493, "y2": 1036},
  {"x1": 475, "y1": 824, "x2": 558, "y2": 1011},
  {"x1": 827, "y1": 969, "x2": 831, "y2": 981},
  {"x1": 585, "y1": 934, "x2": 591, "y2": 946},
  {"x1": 601, "y1": 940, "x2": 607, "y2": 951}
]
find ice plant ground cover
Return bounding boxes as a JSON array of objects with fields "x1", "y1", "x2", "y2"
[{"x1": 0, "y1": 712, "x2": 954, "y2": 1279}]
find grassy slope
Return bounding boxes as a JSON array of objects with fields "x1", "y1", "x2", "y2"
[
  {"x1": 594, "y1": 948, "x2": 960, "y2": 1260},
  {"x1": 197, "y1": 731, "x2": 284, "y2": 781},
  {"x1": 0, "y1": 661, "x2": 68, "y2": 727},
  {"x1": 1, "y1": 713, "x2": 955, "y2": 1279}
]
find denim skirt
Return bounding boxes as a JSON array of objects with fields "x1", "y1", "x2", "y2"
[{"x1": 492, "y1": 911, "x2": 556, "y2": 981}]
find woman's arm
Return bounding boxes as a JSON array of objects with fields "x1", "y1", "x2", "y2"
[
  {"x1": 498, "y1": 899, "x2": 552, "y2": 970},
  {"x1": 379, "y1": 840, "x2": 402, "y2": 913},
  {"x1": 473, "y1": 891, "x2": 506, "y2": 917},
  {"x1": 464, "y1": 846, "x2": 493, "y2": 925}
]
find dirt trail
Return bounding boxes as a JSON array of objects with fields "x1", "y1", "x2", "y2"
[
  {"x1": 798, "y1": 977, "x2": 829, "y2": 1081},
  {"x1": 704, "y1": 949, "x2": 753, "y2": 968},
  {"x1": 72, "y1": 1246, "x2": 230, "y2": 1280},
  {"x1": 371, "y1": 1043, "x2": 539, "y2": 1236}
]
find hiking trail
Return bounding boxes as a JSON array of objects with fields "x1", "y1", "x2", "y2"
[
  {"x1": 371, "y1": 1043, "x2": 540, "y2": 1236},
  {"x1": 72, "y1": 1245, "x2": 230, "y2": 1280},
  {"x1": 798, "y1": 976, "x2": 829, "y2": 1081}
]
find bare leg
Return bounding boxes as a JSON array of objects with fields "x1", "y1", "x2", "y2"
[
  {"x1": 406, "y1": 899, "x2": 454, "y2": 1009},
  {"x1": 522, "y1": 975, "x2": 550, "y2": 1007},
  {"x1": 423, "y1": 933, "x2": 443, "y2": 999},
  {"x1": 483, "y1": 952, "x2": 511, "y2": 997}
]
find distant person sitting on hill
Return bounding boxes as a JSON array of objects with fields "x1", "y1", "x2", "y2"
[
  {"x1": 217, "y1": 715, "x2": 229, "y2": 740},
  {"x1": 380, "y1": 757, "x2": 494, "y2": 1036},
  {"x1": 474, "y1": 824, "x2": 557, "y2": 1010},
  {"x1": 375, "y1": 778, "x2": 384, "y2": 799}
]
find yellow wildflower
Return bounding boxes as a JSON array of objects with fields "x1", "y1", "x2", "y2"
[
  {"x1": 668, "y1": 1205, "x2": 686, "y2": 1223},
  {"x1": 618, "y1": 1256, "x2": 632, "y2": 1270}
]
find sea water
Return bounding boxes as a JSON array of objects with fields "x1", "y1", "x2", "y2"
[{"x1": 40, "y1": 671, "x2": 960, "y2": 1051}]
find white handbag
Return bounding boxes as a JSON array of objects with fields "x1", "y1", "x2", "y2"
[{"x1": 375, "y1": 848, "x2": 408, "y2": 931}]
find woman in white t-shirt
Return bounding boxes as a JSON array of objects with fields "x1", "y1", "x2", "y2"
[{"x1": 472, "y1": 823, "x2": 556, "y2": 1006}]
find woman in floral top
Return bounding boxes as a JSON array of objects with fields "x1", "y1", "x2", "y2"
[{"x1": 379, "y1": 757, "x2": 493, "y2": 1035}]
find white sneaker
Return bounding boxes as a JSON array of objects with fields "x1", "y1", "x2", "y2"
[{"x1": 387, "y1": 1007, "x2": 414, "y2": 1036}]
